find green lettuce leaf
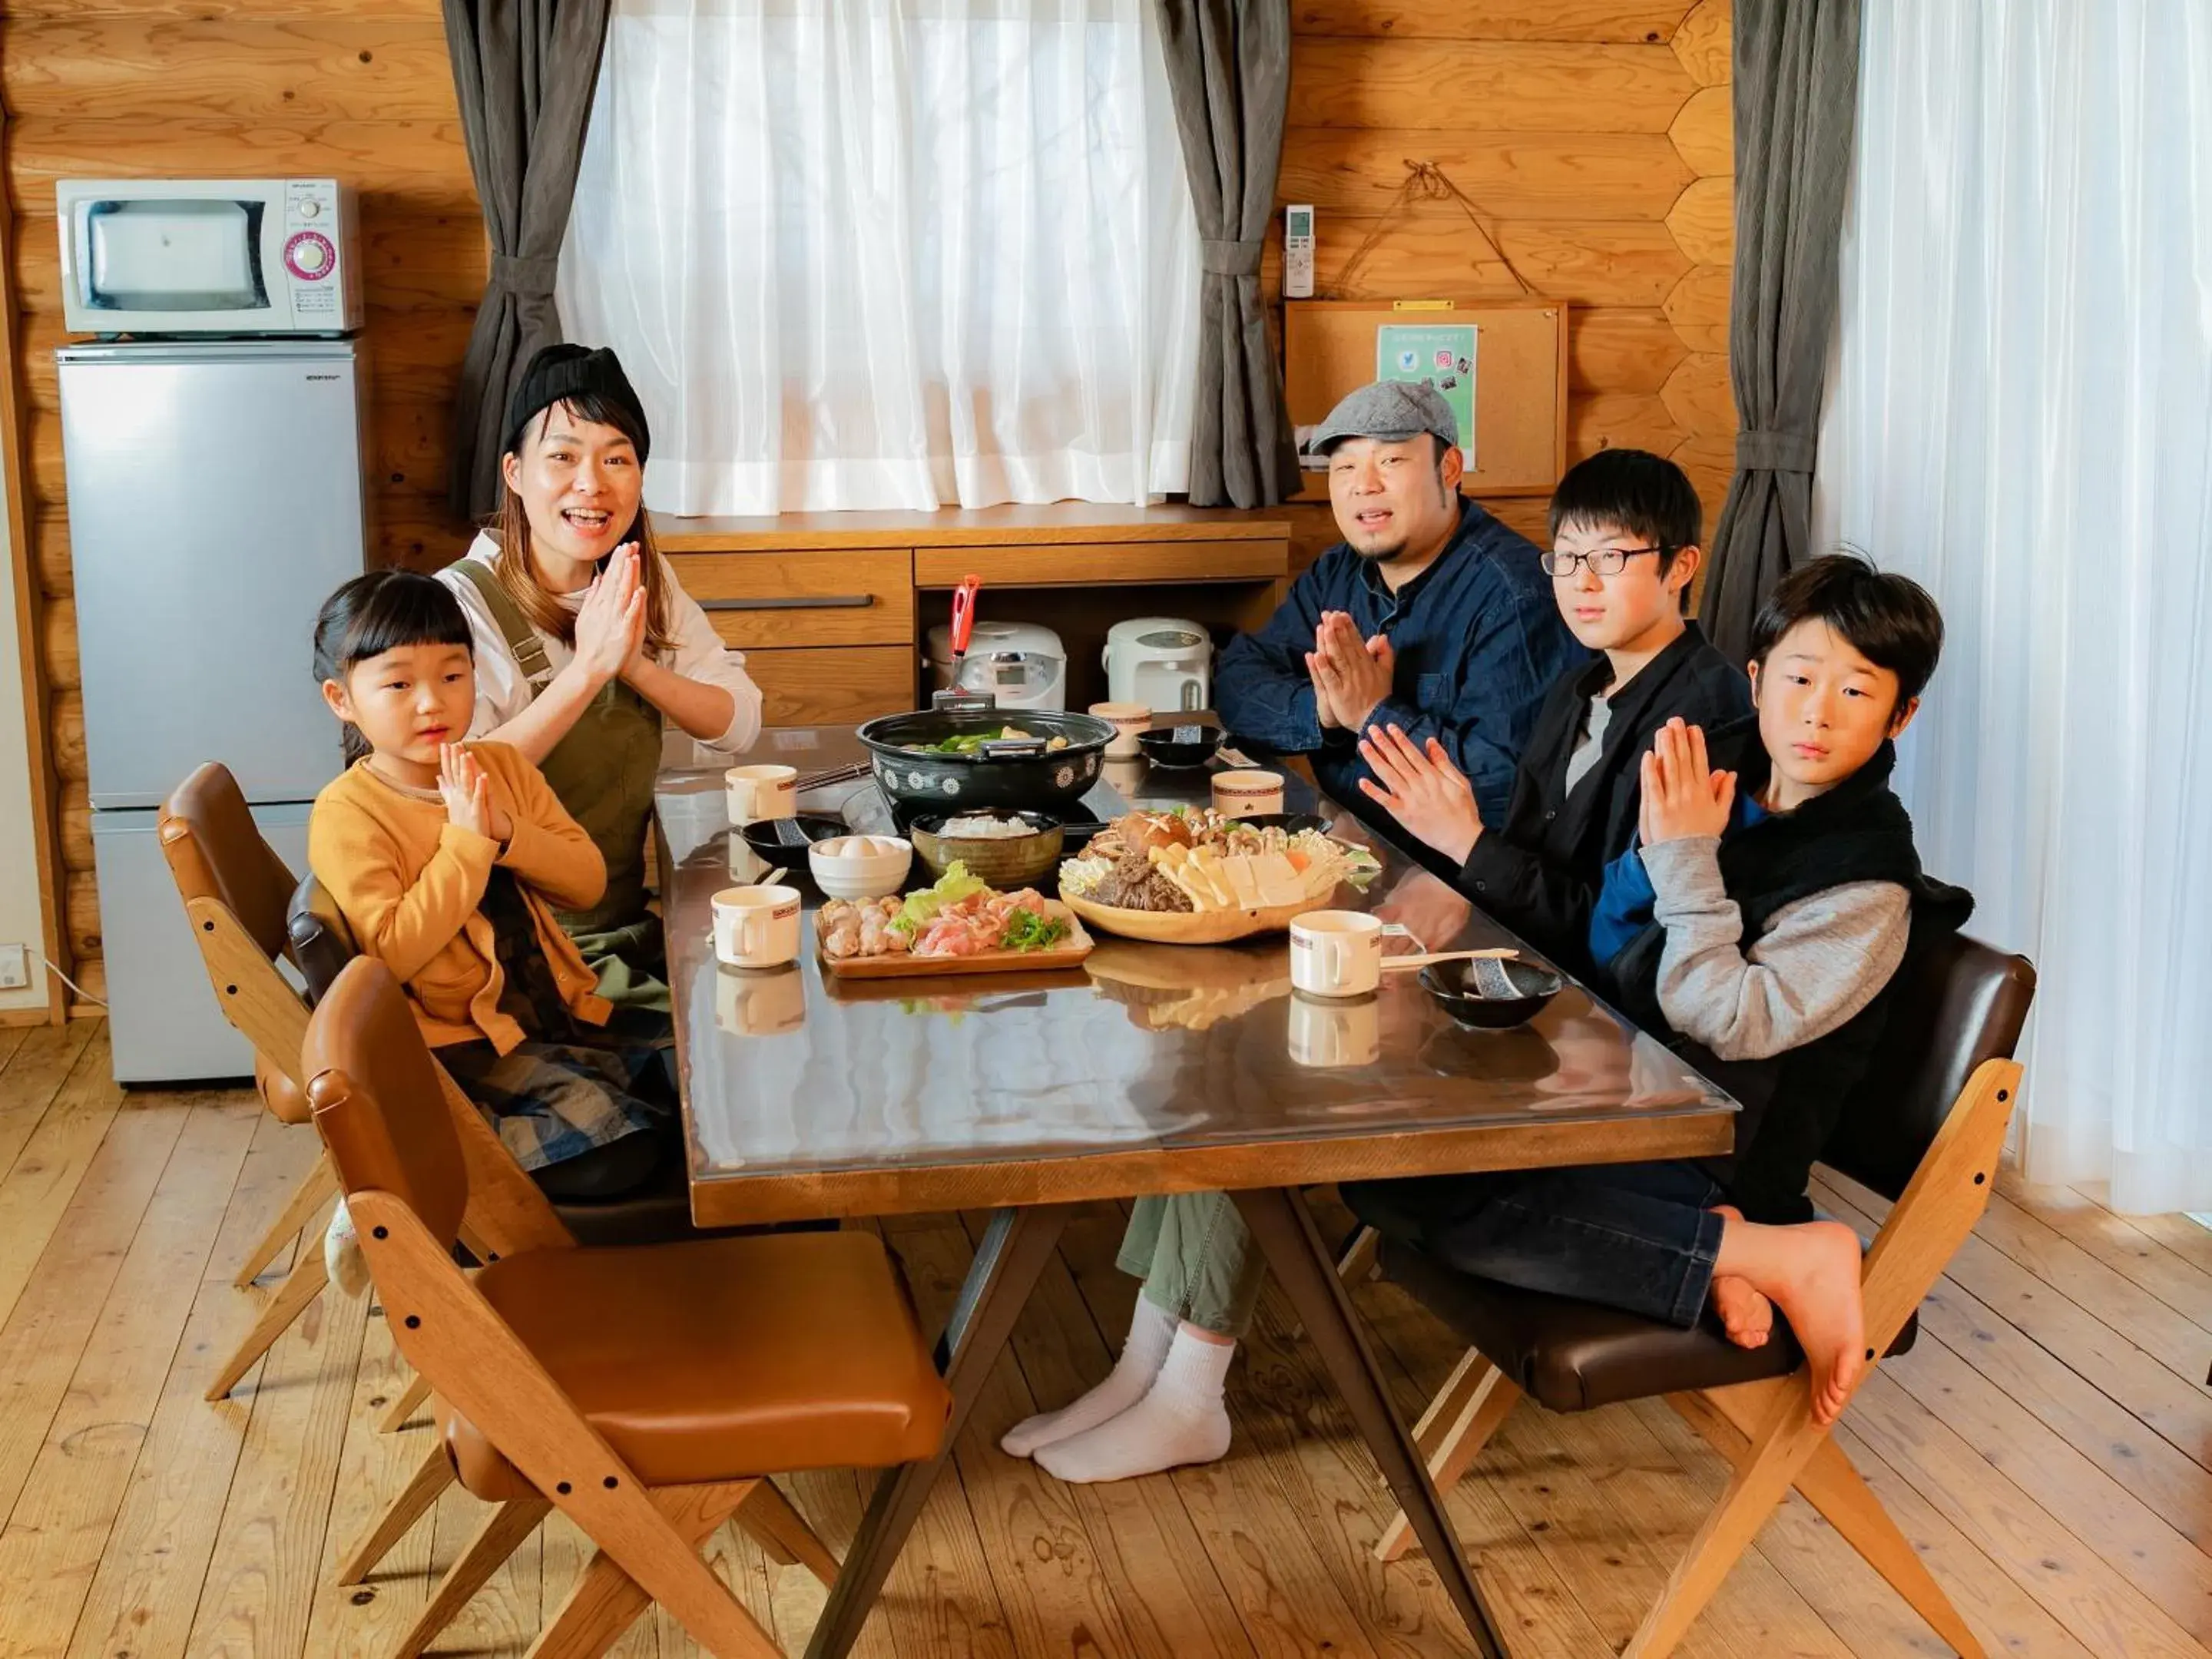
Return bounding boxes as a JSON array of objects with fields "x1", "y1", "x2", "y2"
[{"x1": 889, "y1": 861, "x2": 989, "y2": 937}]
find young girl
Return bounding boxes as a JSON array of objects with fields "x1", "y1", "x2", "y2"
[
  {"x1": 307, "y1": 569, "x2": 675, "y2": 1205},
  {"x1": 436, "y1": 343, "x2": 763, "y2": 1012}
]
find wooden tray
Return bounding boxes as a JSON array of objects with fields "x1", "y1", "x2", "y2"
[
  {"x1": 1061, "y1": 889, "x2": 1329, "y2": 945},
  {"x1": 816, "y1": 902, "x2": 1095, "y2": 979}
]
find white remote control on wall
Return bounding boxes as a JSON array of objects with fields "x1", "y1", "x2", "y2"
[{"x1": 1283, "y1": 204, "x2": 1315, "y2": 299}]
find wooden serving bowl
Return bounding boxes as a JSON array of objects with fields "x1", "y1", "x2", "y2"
[{"x1": 1059, "y1": 889, "x2": 1329, "y2": 944}]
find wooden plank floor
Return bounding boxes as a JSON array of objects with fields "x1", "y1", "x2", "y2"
[{"x1": 2, "y1": 1030, "x2": 2209, "y2": 1658}]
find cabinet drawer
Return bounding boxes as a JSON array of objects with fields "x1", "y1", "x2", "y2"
[
  {"x1": 675, "y1": 549, "x2": 913, "y2": 647},
  {"x1": 742, "y1": 644, "x2": 915, "y2": 727},
  {"x1": 913, "y1": 540, "x2": 1285, "y2": 588}
]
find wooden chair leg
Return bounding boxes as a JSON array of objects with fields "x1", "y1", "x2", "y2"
[
  {"x1": 336, "y1": 1439, "x2": 455, "y2": 1586},
  {"x1": 204, "y1": 1244, "x2": 329, "y2": 1401},
  {"x1": 1374, "y1": 1352, "x2": 1522, "y2": 1562},
  {"x1": 1667, "y1": 1389, "x2": 1982, "y2": 1656},
  {"x1": 528, "y1": 1481, "x2": 760, "y2": 1659},
  {"x1": 737, "y1": 1477, "x2": 840, "y2": 1587},
  {"x1": 378, "y1": 1370, "x2": 435, "y2": 1434},
  {"x1": 388, "y1": 1495, "x2": 553, "y2": 1659},
  {"x1": 232, "y1": 1147, "x2": 339, "y2": 1288},
  {"x1": 1624, "y1": 1385, "x2": 1831, "y2": 1659},
  {"x1": 1793, "y1": 1434, "x2": 1986, "y2": 1657}
]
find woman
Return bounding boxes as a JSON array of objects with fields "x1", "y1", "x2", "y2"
[{"x1": 439, "y1": 344, "x2": 763, "y2": 1009}]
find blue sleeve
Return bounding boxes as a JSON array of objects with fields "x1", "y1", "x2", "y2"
[
  {"x1": 1363, "y1": 578, "x2": 1578, "y2": 824},
  {"x1": 1214, "y1": 555, "x2": 1333, "y2": 753},
  {"x1": 1587, "y1": 841, "x2": 1657, "y2": 971}
]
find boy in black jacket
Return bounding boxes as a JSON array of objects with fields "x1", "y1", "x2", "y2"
[
  {"x1": 1345, "y1": 555, "x2": 1967, "y2": 1425},
  {"x1": 1355, "y1": 449, "x2": 1749, "y2": 975}
]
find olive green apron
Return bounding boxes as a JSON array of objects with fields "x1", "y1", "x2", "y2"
[{"x1": 452, "y1": 559, "x2": 670, "y2": 1012}]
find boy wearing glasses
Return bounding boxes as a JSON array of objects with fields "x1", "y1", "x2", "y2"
[{"x1": 1359, "y1": 449, "x2": 1748, "y2": 973}]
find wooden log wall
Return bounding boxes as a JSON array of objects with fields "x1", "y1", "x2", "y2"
[
  {"x1": 2, "y1": 0, "x2": 1734, "y2": 1009},
  {"x1": 1270, "y1": 0, "x2": 1735, "y2": 565},
  {"x1": 2, "y1": 0, "x2": 485, "y2": 1007}
]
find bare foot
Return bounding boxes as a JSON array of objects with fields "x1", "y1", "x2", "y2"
[
  {"x1": 1756, "y1": 1220, "x2": 1868, "y2": 1424},
  {"x1": 1710, "y1": 1273, "x2": 1773, "y2": 1348},
  {"x1": 1705, "y1": 1205, "x2": 1771, "y2": 1348}
]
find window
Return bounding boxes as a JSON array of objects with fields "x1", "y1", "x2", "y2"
[{"x1": 559, "y1": 0, "x2": 1200, "y2": 515}]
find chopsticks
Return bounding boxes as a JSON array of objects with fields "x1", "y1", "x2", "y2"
[
  {"x1": 1380, "y1": 947, "x2": 1518, "y2": 972},
  {"x1": 796, "y1": 760, "x2": 872, "y2": 792}
]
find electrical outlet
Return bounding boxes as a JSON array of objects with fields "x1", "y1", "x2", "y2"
[{"x1": 0, "y1": 945, "x2": 26, "y2": 991}]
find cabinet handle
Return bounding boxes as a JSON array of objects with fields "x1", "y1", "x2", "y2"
[{"x1": 700, "y1": 594, "x2": 876, "y2": 612}]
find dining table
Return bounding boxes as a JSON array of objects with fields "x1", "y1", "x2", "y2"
[{"x1": 652, "y1": 724, "x2": 1739, "y2": 1659}]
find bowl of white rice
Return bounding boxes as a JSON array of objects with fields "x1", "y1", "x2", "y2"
[{"x1": 907, "y1": 810, "x2": 1065, "y2": 888}]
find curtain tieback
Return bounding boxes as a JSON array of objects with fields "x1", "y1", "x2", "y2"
[
  {"x1": 1200, "y1": 237, "x2": 1264, "y2": 276},
  {"x1": 1735, "y1": 429, "x2": 1817, "y2": 473},
  {"x1": 490, "y1": 253, "x2": 561, "y2": 296}
]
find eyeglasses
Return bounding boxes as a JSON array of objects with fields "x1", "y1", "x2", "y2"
[{"x1": 1540, "y1": 546, "x2": 1667, "y2": 578}]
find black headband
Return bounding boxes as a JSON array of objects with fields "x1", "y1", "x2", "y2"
[{"x1": 503, "y1": 343, "x2": 651, "y2": 463}]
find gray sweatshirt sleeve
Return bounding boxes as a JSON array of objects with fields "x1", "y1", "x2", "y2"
[{"x1": 1639, "y1": 836, "x2": 1911, "y2": 1062}]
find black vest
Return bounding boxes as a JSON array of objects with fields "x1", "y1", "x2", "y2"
[{"x1": 1604, "y1": 717, "x2": 1973, "y2": 1223}]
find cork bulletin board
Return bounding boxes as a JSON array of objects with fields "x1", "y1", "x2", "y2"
[{"x1": 1283, "y1": 299, "x2": 1570, "y2": 499}]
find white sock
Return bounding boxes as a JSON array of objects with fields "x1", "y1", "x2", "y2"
[
  {"x1": 1002, "y1": 1296, "x2": 1176, "y2": 1459},
  {"x1": 323, "y1": 1197, "x2": 370, "y2": 1299},
  {"x1": 1033, "y1": 1327, "x2": 1235, "y2": 1484}
]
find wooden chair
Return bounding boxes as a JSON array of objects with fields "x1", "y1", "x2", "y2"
[
  {"x1": 1365, "y1": 932, "x2": 2035, "y2": 1659},
  {"x1": 159, "y1": 762, "x2": 345, "y2": 1401},
  {"x1": 303, "y1": 955, "x2": 952, "y2": 1659}
]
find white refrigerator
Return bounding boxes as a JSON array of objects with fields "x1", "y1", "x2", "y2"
[{"x1": 58, "y1": 340, "x2": 368, "y2": 1081}]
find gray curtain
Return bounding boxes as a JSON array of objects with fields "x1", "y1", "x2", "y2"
[
  {"x1": 1155, "y1": 0, "x2": 1299, "y2": 509},
  {"x1": 442, "y1": 0, "x2": 613, "y2": 519},
  {"x1": 1700, "y1": 0, "x2": 1861, "y2": 662}
]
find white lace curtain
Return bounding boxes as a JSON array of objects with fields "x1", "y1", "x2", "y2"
[
  {"x1": 1816, "y1": 0, "x2": 2212, "y2": 1212},
  {"x1": 558, "y1": 0, "x2": 1200, "y2": 515}
]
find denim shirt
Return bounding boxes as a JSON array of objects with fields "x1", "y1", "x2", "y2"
[{"x1": 1214, "y1": 499, "x2": 1588, "y2": 825}]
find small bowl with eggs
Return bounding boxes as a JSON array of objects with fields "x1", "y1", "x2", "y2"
[{"x1": 806, "y1": 833, "x2": 915, "y2": 900}]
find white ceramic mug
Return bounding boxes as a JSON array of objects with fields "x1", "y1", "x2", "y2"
[
  {"x1": 1212, "y1": 768, "x2": 1286, "y2": 818},
  {"x1": 1090, "y1": 700, "x2": 1152, "y2": 760},
  {"x1": 712, "y1": 883, "x2": 803, "y2": 969},
  {"x1": 1290, "y1": 909, "x2": 1414, "y2": 998},
  {"x1": 724, "y1": 763, "x2": 798, "y2": 825},
  {"x1": 715, "y1": 960, "x2": 807, "y2": 1036},
  {"x1": 1287, "y1": 988, "x2": 1381, "y2": 1068}
]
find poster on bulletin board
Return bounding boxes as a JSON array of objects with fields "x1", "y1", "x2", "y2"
[{"x1": 1375, "y1": 324, "x2": 1479, "y2": 467}]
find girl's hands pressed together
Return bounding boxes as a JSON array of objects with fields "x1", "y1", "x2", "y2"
[
  {"x1": 1638, "y1": 717, "x2": 1734, "y2": 846},
  {"x1": 439, "y1": 744, "x2": 512, "y2": 845},
  {"x1": 1356, "y1": 722, "x2": 1485, "y2": 864}
]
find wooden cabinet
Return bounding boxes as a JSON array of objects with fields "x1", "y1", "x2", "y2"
[
  {"x1": 680, "y1": 548, "x2": 914, "y2": 649},
  {"x1": 662, "y1": 505, "x2": 1293, "y2": 727}
]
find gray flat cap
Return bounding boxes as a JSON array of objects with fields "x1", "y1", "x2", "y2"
[{"x1": 1306, "y1": 379, "x2": 1459, "y2": 454}]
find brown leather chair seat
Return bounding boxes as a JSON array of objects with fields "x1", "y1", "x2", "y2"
[
  {"x1": 442, "y1": 1227, "x2": 951, "y2": 1499},
  {"x1": 253, "y1": 1052, "x2": 313, "y2": 1126},
  {"x1": 1379, "y1": 1236, "x2": 1918, "y2": 1415}
]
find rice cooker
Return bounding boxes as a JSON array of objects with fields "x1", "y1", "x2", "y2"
[
  {"x1": 925, "y1": 619, "x2": 1067, "y2": 711},
  {"x1": 1103, "y1": 617, "x2": 1212, "y2": 714}
]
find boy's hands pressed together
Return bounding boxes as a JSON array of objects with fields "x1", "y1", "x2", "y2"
[
  {"x1": 1639, "y1": 717, "x2": 1735, "y2": 846},
  {"x1": 1306, "y1": 611, "x2": 1394, "y2": 730},
  {"x1": 1357, "y1": 723, "x2": 1485, "y2": 864},
  {"x1": 439, "y1": 744, "x2": 513, "y2": 845}
]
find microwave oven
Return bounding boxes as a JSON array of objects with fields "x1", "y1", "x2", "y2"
[{"x1": 55, "y1": 178, "x2": 363, "y2": 337}]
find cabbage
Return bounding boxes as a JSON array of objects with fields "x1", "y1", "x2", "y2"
[{"x1": 889, "y1": 861, "x2": 988, "y2": 936}]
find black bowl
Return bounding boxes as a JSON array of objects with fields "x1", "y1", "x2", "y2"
[
  {"x1": 739, "y1": 813, "x2": 847, "y2": 864},
  {"x1": 1137, "y1": 724, "x2": 1224, "y2": 769},
  {"x1": 1419, "y1": 957, "x2": 1566, "y2": 1030}
]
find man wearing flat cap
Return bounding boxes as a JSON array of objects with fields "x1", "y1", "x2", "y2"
[{"x1": 1215, "y1": 380, "x2": 1585, "y2": 844}]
